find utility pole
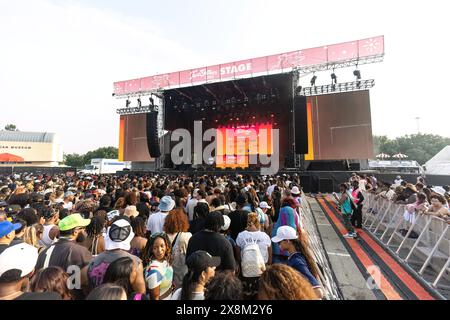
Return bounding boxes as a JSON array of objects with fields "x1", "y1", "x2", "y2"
[{"x1": 415, "y1": 117, "x2": 421, "y2": 134}]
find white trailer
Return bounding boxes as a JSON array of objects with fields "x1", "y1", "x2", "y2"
[{"x1": 81, "y1": 159, "x2": 131, "y2": 174}]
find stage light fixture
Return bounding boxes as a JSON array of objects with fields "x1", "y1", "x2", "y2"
[
  {"x1": 310, "y1": 74, "x2": 317, "y2": 86},
  {"x1": 353, "y1": 69, "x2": 361, "y2": 80},
  {"x1": 295, "y1": 86, "x2": 303, "y2": 95},
  {"x1": 331, "y1": 72, "x2": 337, "y2": 84},
  {"x1": 126, "y1": 99, "x2": 131, "y2": 108},
  {"x1": 149, "y1": 96, "x2": 155, "y2": 106},
  {"x1": 137, "y1": 97, "x2": 142, "y2": 107}
]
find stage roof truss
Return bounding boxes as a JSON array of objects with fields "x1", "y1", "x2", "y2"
[
  {"x1": 113, "y1": 36, "x2": 385, "y2": 98},
  {"x1": 299, "y1": 79, "x2": 375, "y2": 96}
]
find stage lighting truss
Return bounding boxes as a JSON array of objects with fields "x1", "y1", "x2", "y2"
[
  {"x1": 116, "y1": 105, "x2": 159, "y2": 115},
  {"x1": 298, "y1": 79, "x2": 375, "y2": 96},
  {"x1": 295, "y1": 54, "x2": 384, "y2": 75}
]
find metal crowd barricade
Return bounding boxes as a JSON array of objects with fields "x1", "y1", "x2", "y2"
[
  {"x1": 299, "y1": 193, "x2": 343, "y2": 300},
  {"x1": 361, "y1": 191, "x2": 449, "y2": 298}
]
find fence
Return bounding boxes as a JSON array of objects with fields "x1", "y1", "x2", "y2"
[
  {"x1": 362, "y1": 192, "x2": 449, "y2": 299},
  {"x1": 299, "y1": 192, "x2": 343, "y2": 300}
]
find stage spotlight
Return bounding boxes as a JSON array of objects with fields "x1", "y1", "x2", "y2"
[
  {"x1": 353, "y1": 69, "x2": 361, "y2": 80},
  {"x1": 149, "y1": 96, "x2": 155, "y2": 106},
  {"x1": 137, "y1": 97, "x2": 142, "y2": 107},
  {"x1": 295, "y1": 86, "x2": 303, "y2": 95},
  {"x1": 310, "y1": 75, "x2": 317, "y2": 86},
  {"x1": 126, "y1": 99, "x2": 131, "y2": 108}
]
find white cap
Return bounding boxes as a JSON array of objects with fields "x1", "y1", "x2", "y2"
[
  {"x1": 431, "y1": 187, "x2": 446, "y2": 196},
  {"x1": 0, "y1": 243, "x2": 38, "y2": 278},
  {"x1": 193, "y1": 189, "x2": 200, "y2": 197},
  {"x1": 221, "y1": 215, "x2": 231, "y2": 231},
  {"x1": 271, "y1": 226, "x2": 298, "y2": 243},
  {"x1": 124, "y1": 205, "x2": 139, "y2": 218},
  {"x1": 104, "y1": 219, "x2": 135, "y2": 251},
  {"x1": 259, "y1": 201, "x2": 271, "y2": 209},
  {"x1": 291, "y1": 186, "x2": 301, "y2": 195}
]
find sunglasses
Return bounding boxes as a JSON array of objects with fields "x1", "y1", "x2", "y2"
[{"x1": 150, "y1": 232, "x2": 165, "y2": 239}]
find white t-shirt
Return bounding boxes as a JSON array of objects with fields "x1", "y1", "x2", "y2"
[
  {"x1": 267, "y1": 184, "x2": 277, "y2": 197},
  {"x1": 171, "y1": 288, "x2": 205, "y2": 300},
  {"x1": 186, "y1": 198, "x2": 198, "y2": 221},
  {"x1": 385, "y1": 189, "x2": 396, "y2": 201},
  {"x1": 236, "y1": 230, "x2": 271, "y2": 264},
  {"x1": 146, "y1": 211, "x2": 169, "y2": 234},
  {"x1": 358, "y1": 179, "x2": 367, "y2": 191}
]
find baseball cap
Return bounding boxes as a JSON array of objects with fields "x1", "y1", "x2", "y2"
[
  {"x1": 432, "y1": 186, "x2": 446, "y2": 196},
  {"x1": 124, "y1": 206, "x2": 139, "y2": 218},
  {"x1": 104, "y1": 219, "x2": 134, "y2": 251},
  {"x1": 0, "y1": 220, "x2": 22, "y2": 238},
  {"x1": 186, "y1": 251, "x2": 221, "y2": 272},
  {"x1": 58, "y1": 213, "x2": 91, "y2": 232},
  {"x1": 0, "y1": 243, "x2": 38, "y2": 279},
  {"x1": 158, "y1": 196, "x2": 175, "y2": 212},
  {"x1": 5, "y1": 205, "x2": 21, "y2": 215},
  {"x1": 271, "y1": 226, "x2": 298, "y2": 243},
  {"x1": 0, "y1": 201, "x2": 8, "y2": 208},
  {"x1": 106, "y1": 210, "x2": 121, "y2": 222},
  {"x1": 259, "y1": 201, "x2": 271, "y2": 209}
]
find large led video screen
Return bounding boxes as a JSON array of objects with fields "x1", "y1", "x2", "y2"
[{"x1": 304, "y1": 90, "x2": 374, "y2": 160}]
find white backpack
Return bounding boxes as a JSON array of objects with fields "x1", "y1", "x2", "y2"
[{"x1": 241, "y1": 239, "x2": 266, "y2": 278}]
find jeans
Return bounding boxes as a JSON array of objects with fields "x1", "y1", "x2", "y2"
[
  {"x1": 351, "y1": 205, "x2": 363, "y2": 228},
  {"x1": 343, "y1": 213, "x2": 355, "y2": 234}
]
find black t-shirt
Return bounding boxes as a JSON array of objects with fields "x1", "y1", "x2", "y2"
[
  {"x1": 36, "y1": 238, "x2": 93, "y2": 271},
  {"x1": 228, "y1": 209, "x2": 250, "y2": 241},
  {"x1": 36, "y1": 238, "x2": 93, "y2": 300},
  {"x1": 14, "y1": 292, "x2": 62, "y2": 300},
  {"x1": 10, "y1": 238, "x2": 24, "y2": 247},
  {"x1": 0, "y1": 244, "x2": 9, "y2": 255},
  {"x1": 186, "y1": 231, "x2": 236, "y2": 271},
  {"x1": 189, "y1": 218, "x2": 205, "y2": 235}
]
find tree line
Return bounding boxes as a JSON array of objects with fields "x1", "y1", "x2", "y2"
[
  {"x1": 373, "y1": 134, "x2": 450, "y2": 165},
  {"x1": 64, "y1": 147, "x2": 118, "y2": 168}
]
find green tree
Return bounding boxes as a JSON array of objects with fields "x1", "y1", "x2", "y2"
[
  {"x1": 64, "y1": 153, "x2": 86, "y2": 168},
  {"x1": 63, "y1": 147, "x2": 118, "y2": 168},
  {"x1": 83, "y1": 147, "x2": 118, "y2": 164},
  {"x1": 4, "y1": 124, "x2": 18, "y2": 131},
  {"x1": 373, "y1": 134, "x2": 450, "y2": 165}
]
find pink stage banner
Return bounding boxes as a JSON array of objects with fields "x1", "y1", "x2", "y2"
[{"x1": 114, "y1": 36, "x2": 384, "y2": 94}]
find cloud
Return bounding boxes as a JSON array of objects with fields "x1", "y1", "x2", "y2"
[{"x1": 0, "y1": 0, "x2": 201, "y2": 153}]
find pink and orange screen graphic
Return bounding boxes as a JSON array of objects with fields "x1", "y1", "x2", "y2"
[{"x1": 216, "y1": 124, "x2": 273, "y2": 168}]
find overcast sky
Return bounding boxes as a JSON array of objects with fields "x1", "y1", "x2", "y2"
[{"x1": 1, "y1": 0, "x2": 449, "y2": 154}]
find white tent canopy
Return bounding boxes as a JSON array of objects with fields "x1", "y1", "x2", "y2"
[{"x1": 425, "y1": 146, "x2": 450, "y2": 175}]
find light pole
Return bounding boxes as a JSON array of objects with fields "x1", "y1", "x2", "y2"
[{"x1": 415, "y1": 117, "x2": 421, "y2": 134}]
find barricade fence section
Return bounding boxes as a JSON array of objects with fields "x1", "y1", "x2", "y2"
[
  {"x1": 362, "y1": 191, "x2": 449, "y2": 298},
  {"x1": 299, "y1": 192, "x2": 343, "y2": 300}
]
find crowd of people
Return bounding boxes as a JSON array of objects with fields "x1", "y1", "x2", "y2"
[
  {"x1": 0, "y1": 172, "x2": 324, "y2": 300},
  {"x1": 334, "y1": 173, "x2": 450, "y2": 239}
]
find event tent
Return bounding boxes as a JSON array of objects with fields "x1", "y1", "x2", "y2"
[{"x1": 425, "y1": 146, "x2": 450, "y2": 175}]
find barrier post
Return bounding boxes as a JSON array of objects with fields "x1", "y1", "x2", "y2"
[
  {"x1": 405, "y1": 217, "x2": 433, "y2": 262},
  {"x1": 419, "y1": 224, "x2": 449, "y2": 275},
  {"x1": 433, "y1": 256, "x2": 450, "y2": 288}
]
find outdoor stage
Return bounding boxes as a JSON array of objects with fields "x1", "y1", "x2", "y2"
[{"x1": 114, "y1": 36, "x2": 385, "y2": 173}]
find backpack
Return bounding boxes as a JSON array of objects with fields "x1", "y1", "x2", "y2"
[
  {"x1": 255, "y1": 208, "x2": 266, "y2": 227},
  {"x1": 346, "y1": 191, "x2": 357, "y2": 211},
  {"x1": 241, "y1": 239, "x2": 266, "y2": 278}
]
